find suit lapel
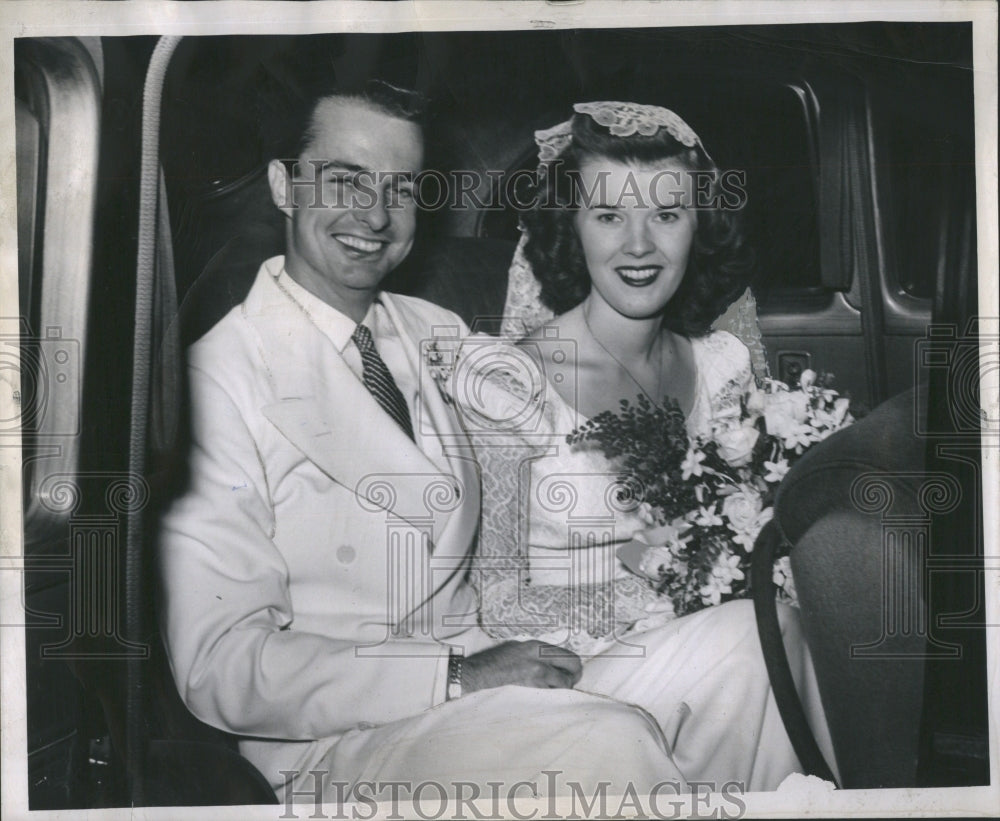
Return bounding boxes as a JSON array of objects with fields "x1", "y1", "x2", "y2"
[
  {"x1": 381, "y1": 292, "x2": 479, "y2": 503},
  {"x1": 378, "y1": 294, "x2": 481, "y2": 624},
  {"x1": 247, "y1": 269, "x2": 458, "y2": 538}
]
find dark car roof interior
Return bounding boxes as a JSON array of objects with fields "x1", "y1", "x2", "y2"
[
  {"x1": 161, "y1": 28, "x2": 827, "y2": 341},
  {"x1": 161, "y1": 25, "x2": 974, "y2": 346}
]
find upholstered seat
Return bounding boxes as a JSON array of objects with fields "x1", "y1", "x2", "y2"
[{"x1": 755, "y1": 388, "x2": 929, "y2": 788}]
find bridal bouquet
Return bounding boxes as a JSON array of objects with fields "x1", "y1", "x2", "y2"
[{"x1": 567, "y1": 370, "x2": 855, "y2": 618}]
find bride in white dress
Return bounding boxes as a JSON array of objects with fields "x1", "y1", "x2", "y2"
[{"x1": 446, "y1": 101, "x2": 837, "y2": 791}]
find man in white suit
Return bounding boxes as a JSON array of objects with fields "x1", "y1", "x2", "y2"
[{"x1": 159, "y1": 83, "x2": 685, "y2": 804}]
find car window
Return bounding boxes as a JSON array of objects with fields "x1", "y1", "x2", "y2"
[{"x1": 883, "y1": 112, "x2": 976, "y2": 301}]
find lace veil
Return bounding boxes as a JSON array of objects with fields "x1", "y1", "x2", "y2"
[{"x1": 500, "y1": 101, "x2": 768, "y2": 379}]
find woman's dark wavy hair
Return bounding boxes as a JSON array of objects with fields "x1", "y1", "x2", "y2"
[{"x1": 520, "y1": 111, "x2": 753, "y2": 337}]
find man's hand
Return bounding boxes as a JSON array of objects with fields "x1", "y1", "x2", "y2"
[{"x1": 461, "y1": 640, "x2": 582, "y2": 693}]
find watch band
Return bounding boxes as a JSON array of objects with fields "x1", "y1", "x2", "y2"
[{"x1": 446, "y1": 648, "x2": 463, "y2": 701}]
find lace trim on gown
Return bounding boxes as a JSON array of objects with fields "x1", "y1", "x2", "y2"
[{"x1": 452, "y1": 332, "x2": 754, "y2": 655}]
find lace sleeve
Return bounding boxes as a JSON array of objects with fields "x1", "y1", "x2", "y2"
[
  {"x1": 711, "y1": 287, "x2": 768, "y2": 383},
  {"x1": 469, "y1": 437, "x2": 658, "y2": 652},
  {"x1": 690, "y1": 330, "x2": 756, "y2": 438}
]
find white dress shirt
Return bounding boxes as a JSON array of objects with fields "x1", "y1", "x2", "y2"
[{"x1": 270, "y1": 263, "x2": 419, "y2": 431}]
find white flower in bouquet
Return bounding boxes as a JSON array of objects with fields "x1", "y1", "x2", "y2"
[
  {"x1": 713, "y1": 424, "x2": 759, "y2": 467},
  {"x1": 690, "y1": 503, "x2": 723, "y2": 528},
  {"x1": 762, "y1": 384, "x2": 810, "y2": 440},
  {"x1": 763, "y1": 457, "x2": 790, "y2": 483},
  {"x1": 772, "y1": 555, "x2": 798, "y2": 605},
  {"x1": 811, "y1": 396, "x2": 852, "y2": 431},
  {"x1": 637, "y1": 501, "x2": 658, "y2": 526},
  {"x1": 681, "y1": 447, "x2": 706, "y2": 479},
  {"x1": 713, "y1": 551, "x2": 745, "y2": 586},
  {"x1": 720, "y1": 486, "x2": 764, "y2": 532},
  {"x1": 624, "y1": 518, "x2": 692, "y2": 581},
  {"x1": 638, "y1": 545, "x2": 676, "y2": 581},
  {"x1": 721, "y1": 488, "x2": 774, "y2": 552},
  {"x1": 782, "y1": 422, "x2": 819, "y2": 452},
  {"x1": 700, "y1": 552, "x2": 745, "y2": 606},
  {"x1": 731, "y1": 506, "x2": 774, "y2": 552}
]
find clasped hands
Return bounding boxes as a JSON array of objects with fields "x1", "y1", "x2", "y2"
[{"x1": 462, "y1": 640, "x2": 582, "y2": 693}]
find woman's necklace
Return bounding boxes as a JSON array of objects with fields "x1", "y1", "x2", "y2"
[{"x1": 582, "y1": 303, "x2": 666, "y2": 404}]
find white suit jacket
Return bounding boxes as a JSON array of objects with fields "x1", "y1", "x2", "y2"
[{"x1": 159, "y1": 257, "x2": 491, "y2": 786}]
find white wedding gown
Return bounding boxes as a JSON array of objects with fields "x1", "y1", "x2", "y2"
[{"x1": 452, "y1": 329, "x2": 838, "y2": 791}]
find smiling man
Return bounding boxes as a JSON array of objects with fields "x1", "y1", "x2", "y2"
[
  {"x1": 158, "y1": 81, "x2": 687, "y2": 806},
  {"x1": 267, "y1": 95, "x2": 422, "y2": 322}
]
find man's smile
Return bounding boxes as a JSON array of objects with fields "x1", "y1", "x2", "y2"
[
  {"x1": 615, "y1": 265, "x2": 663, "y2": 286},
  {"x1": 332, "y1": 233, "x2": 388, "y2": 256}
]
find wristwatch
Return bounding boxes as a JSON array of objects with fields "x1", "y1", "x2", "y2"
[{"x1": 446, "y1": 648, "x2": 463, "y2": 701}]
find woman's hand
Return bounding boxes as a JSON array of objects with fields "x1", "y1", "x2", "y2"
[{"x1": 462, "y1": 640, "x2": 582, "y2": 692}]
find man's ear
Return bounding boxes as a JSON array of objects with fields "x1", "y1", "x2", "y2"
[{"x1": 267, "y1": 159, "x2": 294, "y2": 217}]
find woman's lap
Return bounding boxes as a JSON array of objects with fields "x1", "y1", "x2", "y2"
[
  {"x1": 578, "y1": 600, "x2": 833, "y2": 791},
  {"x1": 289, "y1": 602, "x2": 835, "y2": 801},
  {"x1": 301, "y1": 685, "x2": 685, "y2": 800}
]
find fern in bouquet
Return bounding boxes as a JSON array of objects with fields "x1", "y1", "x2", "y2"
[{"x1": 568, "y1": 370, "x2": 856, "y2": 618}]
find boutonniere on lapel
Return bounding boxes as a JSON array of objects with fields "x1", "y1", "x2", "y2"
[
  {"x1": 425, "y1": 334, "x2": 552, "y2": 435},
  {"x1": 421, "y1": 336, "x2": 462, "y2": 406}
]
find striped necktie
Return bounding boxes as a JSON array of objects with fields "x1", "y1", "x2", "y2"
[{"x1": 351, "y1": 323, "x2": 415, "y2": 441}]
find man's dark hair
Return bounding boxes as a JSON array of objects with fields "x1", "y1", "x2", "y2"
[{"x1": 293, "y1": 79, "x2": 428, "y2": 158}]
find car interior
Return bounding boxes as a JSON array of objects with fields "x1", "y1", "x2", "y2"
[{"x1": 13, "y1": 22, "x2": 989, "y2": 808}]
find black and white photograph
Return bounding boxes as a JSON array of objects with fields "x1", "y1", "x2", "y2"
[{"x1": 1, "y1": 2, "x2": 997, "y2": 819}]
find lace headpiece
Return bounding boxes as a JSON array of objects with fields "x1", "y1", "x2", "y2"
[
  {"x1": 533, "y1": 102, "x2": 707, "y2": 173},
  {"x1": 501, "y1": 101, "x2": 708, "y2": 337},
  {"x1": 576, "y1": 101, "x2": 701, "y2": 144}
]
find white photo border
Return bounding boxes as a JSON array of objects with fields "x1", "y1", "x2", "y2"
[{"x1": 1, "y1": 2, "x2": 996, "y2": 819}]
